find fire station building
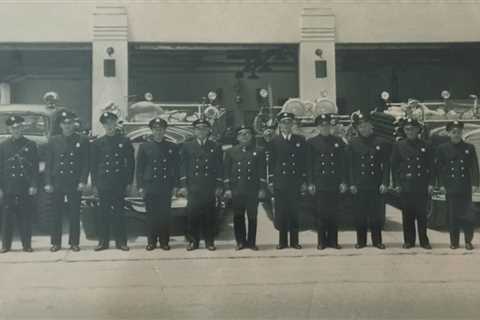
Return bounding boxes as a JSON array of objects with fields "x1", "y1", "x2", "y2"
[{"x1": 0, "y1": 1, "x2": 479, "y2": 133}]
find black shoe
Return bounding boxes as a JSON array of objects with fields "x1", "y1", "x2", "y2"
[
  {"x1": 331, "y1": 244, "x2": 342, "y2": 250},
  {"x1": 70, "y1": 245, "x2": 80, "y2": 252},
  {"x1": 317, "y1": 244, "x2": 326, "y2": 250},
  {"x1": 421, "y1": 244, "x2": 432, "y2": 250},
  {"x1": 276, "y1": 244, "x2": 287, "y2": 250},
  {"x1": 207, "y1": 245, "x2": 216, "y2": 251},
  {"x1": 250, "y1": 245, "x2": 259, "y2": 251},
  {"x1": 160, "y1": 244, "x2": 170, "y2": 251},
  {"x1": 145, "y1": 244, "x2": 155, "y2": 251},
  {"x1": 50, "y1": 245, "x2": 61, "y2": 252},
  {"x1": 23, "y1": 247, "x2": 34, "y2": 253},
  {"x1": 450, "y1": 244, "x2": 459, "y2": 250},
  {"x1": 94, "y1": 244, "x2": 108, "y2": 251},
  {"x1": 0, "y1": 248, "x2": 9, "y2": 254},
  {"x1": 402, "y1": 243, "x2": 413, "y2": 249},
  {"x1": 117, "y1": 245, "x2": 129, "y2": 251},
  {"x1": 355, "y1": 244, "x2": 366, "y2": 249},
  {"x1": 466, "y1": 243, "x2": 474, "y2": 251},
  {"x1": 186, "y1": 242, "x2": 198, "y2": 251},
  {"x1": 291, "y1": 244, "x2": 302, "y2": 250},
  {"x1": 374, "y1": 243, "x2": 386, "y2": 250},
  {"x1": 235, "y1": 243, "x2": 245, "y2": 251}
]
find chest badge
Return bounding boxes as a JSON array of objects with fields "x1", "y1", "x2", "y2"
[
  {"x1": 253, "y1": 152, "x2": 257, "y2": 156},
  {"x1": 118, "y1": 143, "x2": 123, "y2": 148},
  {"x1": 296, "y1": 142, "x2": 301, "y2": 148},
  {"x1": 168, "y1": 149, "x2": 173, "y2": 154},
  {"x1": 76, "y1": 142, "x2": 81, "y2": 148},
  {"x1": 24, "y1": 147, "x2": 29, "y2": 152},
  {"x1": 421, "y1": 147, "x2": 426, "y2": 153},
  {"x1": 376, "y1": 145, "x2": 381, "y2": 151},
  {"x1": 210, "y1": 149, "x2": 214, "y2": 153},
  {"x1": 465, "y1": 149, "x2": 470, "y2": 155},
  {"x1": 334, "y1": 143, "x2": 339, "y2": 148}
]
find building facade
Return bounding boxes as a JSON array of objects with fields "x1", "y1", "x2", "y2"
[{"x1": 0, "y1": 0, "x2": 479, "y2": 132}]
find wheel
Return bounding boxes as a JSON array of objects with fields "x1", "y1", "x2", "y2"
[
  {"x1": 35, "y1": 190, "x2": 56, "y2": 233},
  {"x1": 427, "y1": 199, "x2": 449, "y2": 231}
]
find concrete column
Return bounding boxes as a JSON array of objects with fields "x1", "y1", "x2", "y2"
[
  {"x1": 299, "y1": 7, "x2": 336, "y2": 103},
  {"x1": 0, "y1": 83, "x2": 11, "y2": 104},
  {"x1": 91, "y1": 6, "x2": 128, "y2": 135}
]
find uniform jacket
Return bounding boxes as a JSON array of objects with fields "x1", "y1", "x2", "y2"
[
  {"x1": 91, "y1": 134, "x2": 135, "y2": 192},
  {"x1": 268, "y1": 134, "x2": 307, "y2": 191},
  {"x1": 136, "y1": 139, "x2": 180, "y2": 195},
  {"x1": 307, "y1": 134, "x2": 347, "y2": 192},
  {"x1": 179, "y1": 139, "x2": 223, "y2": 194},
  {"x1": 435, "y1": 140, "x2": 480, "y2": 194},
  {"x1": 45, "y1": 133, "x2": 89, "y2": 191},
  {"x1": 390, "y1": 138, "x2": 434, "y2": 193},
  {"x1": 0, "y1": 136, "x2": 39, "y2": 195},
  {"x1": 224, "y1": 143, "x2": 266, "y2": 196},
  {"x1": 347, "y1": 135, "x2": 391, "y2": 190}
]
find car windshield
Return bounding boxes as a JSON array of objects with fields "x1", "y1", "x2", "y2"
[{"x1": 0, "y1": 114, "x2": 49, "y2": 136}]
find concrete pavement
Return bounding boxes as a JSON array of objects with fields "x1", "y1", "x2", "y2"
[{"x1": 0, "y1": 206, "x2": 480, "y2": 319}]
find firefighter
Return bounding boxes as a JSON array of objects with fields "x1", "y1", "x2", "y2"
[
  {"x1": 268, "y1": 112, "x2": 307, "y2": 249},
  {"x1": 435, "y1": 121, "x2": 479, "y2": 250},
  {"x1": 136, "y1": 117, "x2": 180, "y2": 251},
  {"x1": 391, "y1": 118, "x2": 433, "y2": 249},
  {"x1": 178, "y1": 119, "x2": 223, "y2": 251},
  {"x1": 0, "y1": 115, "x2": 38, "y2": 253},
  {"x1": 45, "y1": 111, "x2": 89, "y2": 252},
  {"x1": 347, "y1": 111, "x2": 390, "y2": 249},
  {"x1": 91, "y1": 111, "x2": 135, "y2": 251},
  {"x1": 307, "y1": 113, "x2": 348, "y2": 250},
  {"x1": 224, "y1": 125, "x2": 267, "y2": 251}
]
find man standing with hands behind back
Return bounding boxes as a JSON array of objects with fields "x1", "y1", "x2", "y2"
[
  {"x1": 91, "y1": 111, "x2": 135, "y2": 251},
  {"x1": 0, "y1": 115, "x2": 38, "y2": 253},
  {"x1": 45, "y1": 110, "x2": 89, "y2": 252},
  {"x1": 136, "y1": 117, "x2": 180, "y2": 251}
]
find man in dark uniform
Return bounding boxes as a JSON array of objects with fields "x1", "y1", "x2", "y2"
[
  {"x1": 0, "y1": 116, "x2": 38, "y2": 253},
  {"x1": 268, "y1": 112, "x2": 307, "y2": 249},
  {"x1": 347, "y1": 111, "x2": 390, "y2": 249},
  {"x1": 45, "y1": 111, "x2": 89, "y2": 252},
  {"x1": 307, "y1": 113, "x2": 348, "y2": 250},
  {"x1": 136, "y1": 117, "x2": 180, "y2": 251},
  {"x1": 91, "y1": 111, "x2": 135, "y2": 251},
  {"x1": 435, "y1": 121, "x2": 479, "y2": 250},
  {"x1": 224, "y1": 125, "x2": 267, "y2": 251},
  {"x1": 178, "y1": 119, "x2": 223, "y2": 251},
  {"x1": 391, "y1": 118, "x2": 433, "y2": 249}
]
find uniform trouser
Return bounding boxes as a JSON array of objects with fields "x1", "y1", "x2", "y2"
[
  {"x1": 354, "y1": 190, "x2": 383, "y2": 246},
  {"x1": 274, "y1": 189, "x2": 300, "y2": 247},
  {"x1": 145, "y1": 193, "x2": 172, "y2": 246},
  {"x1": 232, "y1": 193, "x2": 258, "y2": 246},
  {"x1": 51, "y1": 190, "x2": 81, "y2": 246},
  {"x1": 97, "y1": 189, "x2": 127, "y2": 246},
  {"x1": 446, "y1": 193, "x2": 474, "y2": 245},
  {"x1": 1, "y1": 194, "x2": 32, "y2": 250},
  {"x1": 315, "y1": 191, "x2": 339, "y2": 247},
  {"x1": 401, "y1": 192, "x2": 430, "y2": 246},
  {"x1": 187, "y1": 193, "x2": 216, "y2": 246}
]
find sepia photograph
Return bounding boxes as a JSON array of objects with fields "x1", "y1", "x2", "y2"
[{"x1": 0, "y1": 0, "x2": 480, "y2": 319}]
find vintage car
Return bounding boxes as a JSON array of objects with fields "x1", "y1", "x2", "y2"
[
  {"x1": 0, "y1": 92, "x2": 76, "y2": 232},
  {"x1": 371, "y1": 90, "x2": 480, "y2": 229},
  {"x1": 80, "y1": 92, "x2": 232, "y2": 240}
]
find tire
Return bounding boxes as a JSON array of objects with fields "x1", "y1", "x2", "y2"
[
  {"x1": 35, "y1": 190, "x2": 56, "y2": 233},
  {"x1": 427, "y1": 199, "x2": 449, "y2": 231}
]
